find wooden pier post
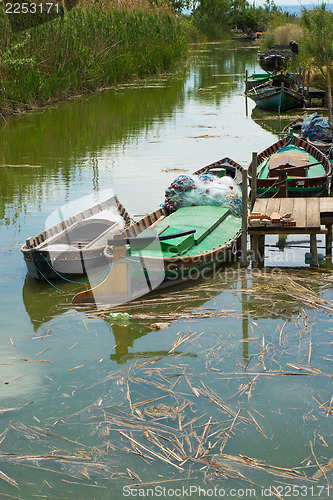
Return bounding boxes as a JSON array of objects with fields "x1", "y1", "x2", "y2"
[
  {"x1": 241, "y1": 271, "x2": 249, "y2": 361},
  {"x1": 310, "y1": 234, "x2": 319, "y2": 266},
  {"x1": 302, "y1": 69, "x2": 306, "y2": 92},
  {"x1": 306, "y1": 70, "x2": 310, "y2": 98},
  {"x1": 251, "y1": 152, "x2": 257, "y2": 209},
  {"x1": 245, "y1": 69, "x2": 248, "y2": 92},
  {"x1": 251, "y1": 234, "x2": 265, "y2": 268},
  {"x1": 258, "y1": 234, "x2": 265, "y2": 268},
  {"x1": 276, "y1": 170, "x2": 288, "y2": 198},
  {"x1": 251, "y1": 234, "x2": 259, "y2": 268},
  {"x1": 326, "y1": 224, "x2": 332, "y2": 257},
  {"x1": 241, "y1": 168, "x2": 248, "y2": 267}
]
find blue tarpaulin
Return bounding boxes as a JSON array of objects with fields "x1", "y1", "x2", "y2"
[{"x1": 301, "y1": 113, "x2": 332, "y2": 141}]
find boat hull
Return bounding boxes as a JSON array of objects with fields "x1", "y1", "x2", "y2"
[
  {"x1": 248, "y1": 87, "x2": 303, "y2": 111},
  {"x1": 72, "y1": 186, "x2": 243, "y2": 306},
  {"x1": 258, "y1": 54, "x2": 287, "y2": 72},
  {"x1": 21, "y1": 197, "x2": 131, "y2": 280},
  {"x1": 23, "y1": 247, "x2": 110, "y2": 280}
]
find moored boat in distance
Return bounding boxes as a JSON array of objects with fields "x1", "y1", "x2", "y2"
[
  {"x1": 245, "y1": 72, "x2": 272, "y2": 91},
  {"x1": 247, "y1": 85, "x2": 303, "y2": 111},
  {"x1": 248, "y1": 132, "x2": 331, "y2": 197},
  {"x1": 246, "y1": 71, "x2": 303, "y2": 111},
  {"x1": 257, "y1": 43, "x2": 298, "y2": 73},
  {"x1": 257, "y1": 51, "x2": 288, "y2": 73}
]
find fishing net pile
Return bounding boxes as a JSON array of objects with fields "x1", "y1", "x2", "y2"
[
  {"x1": 301, "y1": 113, "x2": 332, "y2": 142},
  {"x1": 164, "y1": 174, "x2": 242, "y2": 217}
]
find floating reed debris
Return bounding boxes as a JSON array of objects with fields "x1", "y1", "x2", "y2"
[
  {"x1": 169, "y1": 329, "x2": 204, "y2": 354},
  {"x1": 3, "y1": 268, "x2": 333, "y2": 493},
  {"x1": 0, "y1": 469, "x2": 19, "y2": 488}
]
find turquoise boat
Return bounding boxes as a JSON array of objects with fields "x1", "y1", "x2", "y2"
[
  {"x1": 247, "y1": 85, "x2": 303, "y2": 111},
  {"x1": 248, "y1": 132, "x2": 331, "y2": 197},
  {"x1": 245, "y1": 72, "x2": 271, "y2": 91},
  {"x1": 245, "y1": 71, "x2": 292, "y2": 92}
]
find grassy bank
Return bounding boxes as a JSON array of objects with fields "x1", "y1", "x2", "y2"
[{"x1": 0, "y1": 0, "x2": 187, "y2": 114}]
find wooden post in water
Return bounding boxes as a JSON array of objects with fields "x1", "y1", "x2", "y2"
[
  {"x1": 251, "y1": 235, "x2": 265, "y2": 268},
  {"x1": 251, "y1": 152, "x2": 257, "y2": 209},
  {"x1": 245, "y1": 70, "x2": 249, "y2": 117},
  {"x1": 310, "y1": 234, "x2": 319, "y2": 266},
  {"x1": 251, "y1": 234, "x2": 259, "y2": 268},
  {"x1": 241, "y1": 271, "x2": 249, "y2": 361},
  {"x1": 306, "y1": 70, "x2": 310, "y2": 98},
  {"x1": 241, "y1": 168, "x2": 248, "y2": 267},
  {"x1": 326, "y1": 225, "x2": 332, "y2": 257},
  {"x1": 302, "y1": 69, "x2": 306, "y2": 92}
]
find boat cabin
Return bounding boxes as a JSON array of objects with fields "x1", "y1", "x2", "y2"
[{"x1": 268, "y1": 151, "x2": 309, "y2": 178}]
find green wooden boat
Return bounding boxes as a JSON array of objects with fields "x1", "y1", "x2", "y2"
[
  {"x1": 245, "y1": 72, "x2": 271, "y2": 91},
  {"x1": 246, "y1": 72, "x2": 301, "y2": 111},
  {"x1": 248, "y1": 132, "x2": 331, "y2": 197},
  {"x1": 72, "y1": 191, "x2": 242, "y2": 305},
  {"x1": 247, "y1": 85, "x2": 303, "y2": 111}
]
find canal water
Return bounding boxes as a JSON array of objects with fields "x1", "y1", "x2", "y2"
[{"x1": 0, "y1": 42, "x2": 332, "y2": 499}]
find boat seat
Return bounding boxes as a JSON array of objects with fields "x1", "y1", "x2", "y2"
[{"x1": 269, "y1": 151, "x2": 309, "y2": 178}]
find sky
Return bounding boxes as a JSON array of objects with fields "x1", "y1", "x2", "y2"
[{"x1": 253, "y1": 0, "x2": 331, "y2": 6}]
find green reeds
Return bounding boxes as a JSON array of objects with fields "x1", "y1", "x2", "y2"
[{"x1": 0, "y1": 0, "x2": 187, "y2": 113}]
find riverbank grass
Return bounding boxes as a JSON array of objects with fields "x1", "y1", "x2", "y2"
[{"x1": 0, "y1": 0, "x2": 187, "y2": 113}]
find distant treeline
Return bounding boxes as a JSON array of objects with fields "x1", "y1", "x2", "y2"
[
  {"x1": 176, "y1": 0, "x2": 298, "y2": 40},
  {"x1": 0, "y1": 0, "x2": 187, "y2": 114}
]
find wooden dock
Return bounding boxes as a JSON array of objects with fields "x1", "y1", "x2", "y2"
[{"x1": 248, "y1": 197, "x2": 333, "y2": 266}]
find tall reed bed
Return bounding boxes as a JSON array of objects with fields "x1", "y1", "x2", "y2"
[{"x1": 0, "y1": 0, "x2": 187, "y2": 113}]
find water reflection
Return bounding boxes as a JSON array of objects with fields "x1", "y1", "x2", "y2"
[
  {"x1": 251, "y1": 106, "x2": 305, "y2": 136},
  {"x1": 0, "y1": 41, "x2": 260, "y2": 228},
  {"x1": 22, "y1": 274, "x2": 74, "y2": 331},
  {"x1": 187, "y1": 43, "x2": 258, "y2": 104},
  {"x1": 0, "y1": 76, "x2": 186, "y2": 223},
  {"x1": 22, "y1": 267, "x2": 312, "y2": 366},
  {"x1": 2, "y1": 41, "x2": 332, "y2": 497}
]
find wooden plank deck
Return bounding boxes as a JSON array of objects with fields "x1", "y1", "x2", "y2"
[
  {"x1": 248, "y1": 196, "x2": 333, "y2": 266},
  {"x1": 249, "y1": 197, "x2": 326, "y2": 234}
]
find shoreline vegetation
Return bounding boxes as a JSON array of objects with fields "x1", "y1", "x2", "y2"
[
  {"x1": 1, "y1": 0, "x2": 332, "y2": 116},
  {"x1": 0, "y1": 0, "x2": 187, "y2": 115},
  {"x1": 260, "y1": 3, "x2": 333, "y2": 91}
]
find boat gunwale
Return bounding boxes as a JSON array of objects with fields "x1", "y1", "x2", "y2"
[
  {"x1": 247, "y1": 86, "x2": 303, "y2": 111},
  {"x1": 122, "y1": 205, "x2": 242, "y2": 266},
  {"x1": 248, "y1": 135, "x2": 332, "y2": 191},
  {"x1": 121, "y1": 161, "x2": 243, "y2": 266},
  {"x1": 21, "y1": 197, "x2": 132, "y2": 256},
  {"x1": 192, "y1": 156, "x2": 243, "y2": 178}
]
